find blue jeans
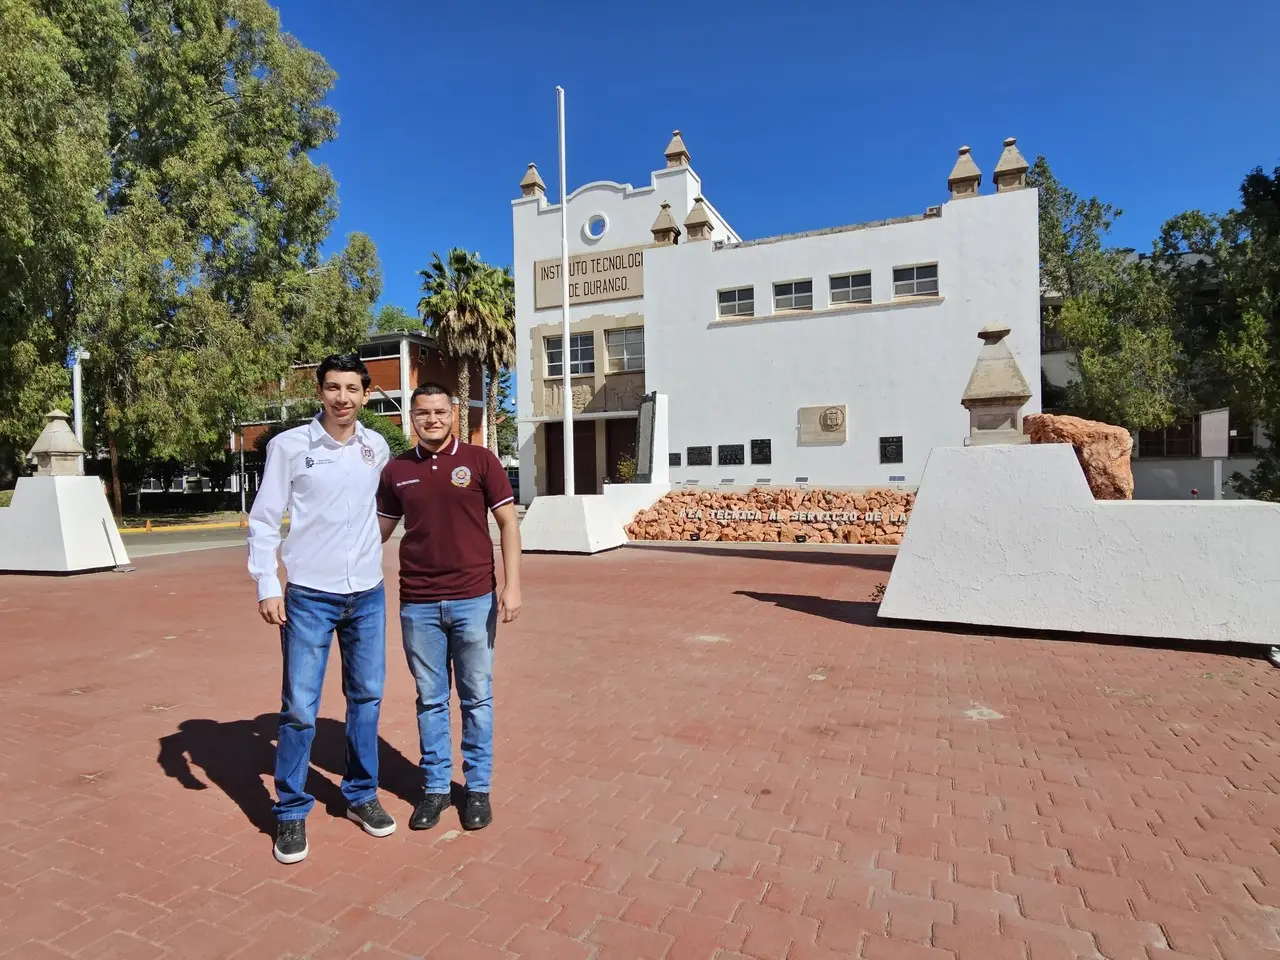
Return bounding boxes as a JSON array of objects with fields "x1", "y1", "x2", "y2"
[
  {"x1": 400, "y1": 593, "x2": 497, "y2": 794},
  {"x1": 274, "y1": 582, "x2": 386, "y2": 821}
]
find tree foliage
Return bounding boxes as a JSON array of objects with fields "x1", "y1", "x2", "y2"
[
  {"x1": 371, "y1": 304, "x2": 418, "y2": 334},
  {"x1": 0, "y1": 0, "x2": 379, "y2": 512}
]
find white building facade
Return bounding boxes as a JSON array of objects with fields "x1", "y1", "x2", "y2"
[{"x1": 512, "y1": 133, "x2": 1042, "y2": 505}]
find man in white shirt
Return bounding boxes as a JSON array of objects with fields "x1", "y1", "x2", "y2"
[{"x1": 248, "y1": 353, "x2": 396, "y2": 865}]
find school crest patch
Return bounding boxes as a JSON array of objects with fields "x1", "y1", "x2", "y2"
[
  {"x1": 451, "y1": 465, "x2": 472, "y2": 488},
  {"x1": 360, "y1": 444, "x2": 375, "y2": 465}
]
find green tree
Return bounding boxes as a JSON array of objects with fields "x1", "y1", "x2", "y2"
[
  {"x1": 418, "y1": 248, "x2": 491, "y2": 441},
  {"x1": 1029, "y1": 157, "x2": 1183, "y2": 430},
  {"x1": 480, "y1": 266, "x2": 516, "y2": 456},
  {"x1": 371, "y1": 304, "x2": 418, "y2": 333},
  {"x1": 495, "y1": 370, "x2": 517, "y2": 459},
  {"x1": 0, "y1": 1, "x2": 379, "y2": 513}
]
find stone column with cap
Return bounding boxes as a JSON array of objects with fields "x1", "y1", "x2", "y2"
[
  {"x1": 27, "y1": 409, "x2": 86, "y2": 476},
  {"x1": 519, "y1": 162, "x2": 546, "y2": 199},
  {"x1": 683, "y1": 197, "x2": 714, "y2": 242},
  {"x1": 650, "y1": 202, "x2": 681, "y2": 245},
  {"x1": 947, "y1": 146, "x2": 982, "y2": 200},
  {"x1": 663, "y1": 130, "x2": 691, "y2": 168},
  {"x1": 961, "y1": 325, "x2": 1032, "y2": 445},
  {"x1": 993, "y1": 137, "x2": 1029, "y2": 192}
]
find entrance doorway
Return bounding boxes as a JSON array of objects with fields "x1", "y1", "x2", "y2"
[
  {"x1": 544, "y1": 420, "x2": 597, "y2": 496},
  {"x1": 606, "y1": 418, "x2": 638, "y2": 483}
]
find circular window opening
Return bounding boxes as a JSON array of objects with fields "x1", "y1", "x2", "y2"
[{"x1": 585, "y1": 214, "x2": 607, "y2": 241}]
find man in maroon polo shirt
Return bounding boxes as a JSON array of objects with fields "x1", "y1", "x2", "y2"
[{"x1": 377, "y1": 382, "x2": 522, "y2": 831}]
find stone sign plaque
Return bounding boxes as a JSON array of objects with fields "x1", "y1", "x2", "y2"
[
  {"x1": 634, "y1": 393, "x2": 656, "y2": 483},
  {"x1": 534, "y1": 244, "x2": 645, "y2": 309},
  {"x1": 718, "y1": 444, "x2": 745, "y2": 466},
  {"x1": 687, "y1": 446, "x2": 712, "y2": 467},
  {"x1": 799, "y1": 404, "x2": 847, "y2": 444}
]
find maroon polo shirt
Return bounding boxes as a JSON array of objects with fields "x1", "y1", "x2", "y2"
[{"x1": 376, "y1": 438, "x2": 515, "y2": 603}]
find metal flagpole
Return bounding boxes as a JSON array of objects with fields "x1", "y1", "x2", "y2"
[{"x1": 557, "y1": 85, "x2": 575, "y2": 497}]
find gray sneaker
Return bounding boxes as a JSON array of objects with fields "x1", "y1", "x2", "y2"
[
  {"x1": 274, "y1": 819, "x2": 308, "y2": 864},
  {"x1": 346, "y1": 797, "x2": 397, "y2": 838}
]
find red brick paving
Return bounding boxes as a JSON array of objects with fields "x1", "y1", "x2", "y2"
[{"x1": 1, "y1": 542, "x2": 1280, "y2": 959}]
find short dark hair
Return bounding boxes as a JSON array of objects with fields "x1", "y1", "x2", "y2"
[
  {"x1": 410, "y1": 382, "x2": 454, "y2": 404},
  {"x1": 317, "y1": 353, "x2": 371, "y2": 390}
]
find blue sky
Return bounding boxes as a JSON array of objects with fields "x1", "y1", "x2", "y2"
[{"x1": 273, "y1": 0, "x2": 1280, "y2": 315}]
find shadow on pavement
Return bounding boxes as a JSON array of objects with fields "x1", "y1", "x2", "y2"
[
  {"x1": 735, "y1": 591, "x2": 883, "y2": 626},
  {"x1": 736, "y1": 590, "x2": 1269, "y2": 661},
  {"x1": 157, "y1": 713, "x2": 421, "y2": 835},
  {"x1": 629, "y1": 543, "x2": 895, "y2": 572}
]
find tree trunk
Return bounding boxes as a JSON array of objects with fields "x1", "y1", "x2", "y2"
[
  {"x1": 456, "y1": 364, "x2": 470, "y2": 442},
  {"x1": 107, "y1": 431, "x2": 124, "y2": 520},
  {"x1": 486, "y1": 364, "x2": 499, "y2": 455}
]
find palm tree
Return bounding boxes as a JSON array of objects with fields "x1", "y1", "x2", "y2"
[
  {"x1": 418, "y1": 249, "x2": 489, "y2": 440},
  {"x1": 480, "y1": 266, "x2": 516, "y2": 456}
]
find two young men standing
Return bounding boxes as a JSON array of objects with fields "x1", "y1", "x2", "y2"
[{"x1": 247, "y1": 355, "x2": 522, "y2": 864}]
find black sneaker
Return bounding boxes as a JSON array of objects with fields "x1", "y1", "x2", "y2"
[
  {"x1": 345, "y1": 797, "x2": 397, "y2": 838},
  {"x1": 462, "y1": 792, "x2": 492, "y2": 831},
  {"x1": 274, "y1": 819, "x2": 308, "y2": 864},
  {"x1": 409, "y1": 793, "x2": 451, "y2": 831}
]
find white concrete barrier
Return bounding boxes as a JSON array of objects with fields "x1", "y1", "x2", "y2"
[
  {"x1": 520, "y1": 482, "x2": 670, "y2": 554},
  {"x1": 0, "y1": 476, "x2": 130, "y2": 573},
  {"x1": 878, "y1": 444, "x2": 1280, "y2": 646}
]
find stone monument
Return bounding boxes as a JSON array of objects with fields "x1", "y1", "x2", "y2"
[
  {"x1": 961, "y1": 324, "x2": 1031, "y2": 445},
  {"x1": 0, "y1": 410, "x2": 130, "y2": 573}
]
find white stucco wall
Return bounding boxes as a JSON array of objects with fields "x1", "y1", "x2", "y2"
[
  {"x1": 880, "y1": 443, "x2": 1280, "y2": 646},
  {"x1": 512, "y1": 156, "x2": 1040, "y2": 500}
]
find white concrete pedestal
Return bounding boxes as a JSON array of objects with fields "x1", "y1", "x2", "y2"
[
  {"x1": 521, "y1": 483, "x2": 669, "y2": 554},
  {"x1": 879, "y1": 444, "x2": 1280, "y2": 646},
  {"x1": 0, "y1": 476, "x2": 130, "y2": 573}
]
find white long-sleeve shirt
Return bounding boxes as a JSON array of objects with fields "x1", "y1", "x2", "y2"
[{"x1": 247, "y1": 415, "x2": 391, "y2": 602}]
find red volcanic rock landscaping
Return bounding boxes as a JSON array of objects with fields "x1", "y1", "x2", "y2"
[{"x1": 626, "y1": 486, "x2": 914, "y2": 544}]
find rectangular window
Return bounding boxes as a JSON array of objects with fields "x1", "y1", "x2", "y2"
[
  {"x1": 718, "y1": 444, "x2": 745, "y2": 466},
  {"x1": 892, "y1": 264, "x2": 939, "y2": 298},
  {"x1": 605, "y1": 327, "x2": 644, "y2": 373},
  {"x1": 880, "y1": 436, "x2": 904, "y2": 464},
  {"x1": 545, "y1": 332, "x2": 594, "y2": 377},
  {"x1": 830, "y1": 272, "x2": 872, "y2": 305},
  {"x1": 1041, "y1": 303, "x2": 1068, "y2": 352},
  {"x1": 358, "y1": 341, "x2": 401, "y2": 360},
  {"x1": 773, "y1": 279, "x2": 813, "y2": 311},
  {"x1": 750, "y1": 439, "x2": 772, "y2": 465},
  {"x1": 687, "y1": 446, "x2": 712, "y2": 466},
  {"x1": 717, "y1": 286, "x2": 754, "y2": 318}
]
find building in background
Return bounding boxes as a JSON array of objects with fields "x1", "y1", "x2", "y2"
[
  {"x1": 144, "y1": 330, "x2": 483, "y2": 499},
  {"x1": 511, "y1": 132, "x2": 1041, "y2": 504}
]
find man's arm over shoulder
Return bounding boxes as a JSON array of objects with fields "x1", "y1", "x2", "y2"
[{"x1": 247, "y1": 431, "x2": 294, "y2": 602}]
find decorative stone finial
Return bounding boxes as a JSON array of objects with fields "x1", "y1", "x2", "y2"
[
  {"x1": 947, "y1": 146, "x2": 982, "y2": 200},
  {"x1": 27, "y1": 409, "x2": 85, "y2": 476},
  {"x1": 519, "y1": 162, "x2": 546, "y2": 199},
  {"x1": 961, "y1": 325, "x2": 1032, "y2": 445},
  {"x1": 664, "y1": 129, "x2": 691, "y2": 168},
  {"x1": 650, "y1": 202, "x2": 681, "y2": 245},
  {"x1": 683, "y1": 196, "x2": 714, "y2": 242},
  {"x1": 993, "y1": 137, "x2": 1029, "y2": 192}
]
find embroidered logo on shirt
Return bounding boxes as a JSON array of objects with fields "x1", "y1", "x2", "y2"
[
  {"x1": 451, "y1": 466, "x2": 472, "y2": 488},
  {"x1": 395, "y1": 478, "x2": 420, "y2": 488},
  {"x1": 305, "y1": 457, "x2": 314, "y2": 469},
  {"x1": 360, "y1": 444, "x2": 375, "y2": 465}
]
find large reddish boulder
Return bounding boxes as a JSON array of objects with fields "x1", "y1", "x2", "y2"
[{"x1": 1023, "y1": 413, "x2": 1134, "y2": 500}]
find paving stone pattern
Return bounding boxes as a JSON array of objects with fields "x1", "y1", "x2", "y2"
[{"x1": 1, "y1": 543, "x2": 1279, "y2": 958}]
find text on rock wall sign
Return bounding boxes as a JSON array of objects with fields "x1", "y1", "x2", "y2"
[
  {"x1": 681, "y1": 509, "x2": 909, "y2": 524},
  {"x1": 534, "y1": 244, "x2": 645, "y2": 308}
]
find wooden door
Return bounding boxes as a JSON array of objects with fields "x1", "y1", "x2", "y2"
[{"x1": 543, "y1": 421, "x2": 597, "y2": 496}]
